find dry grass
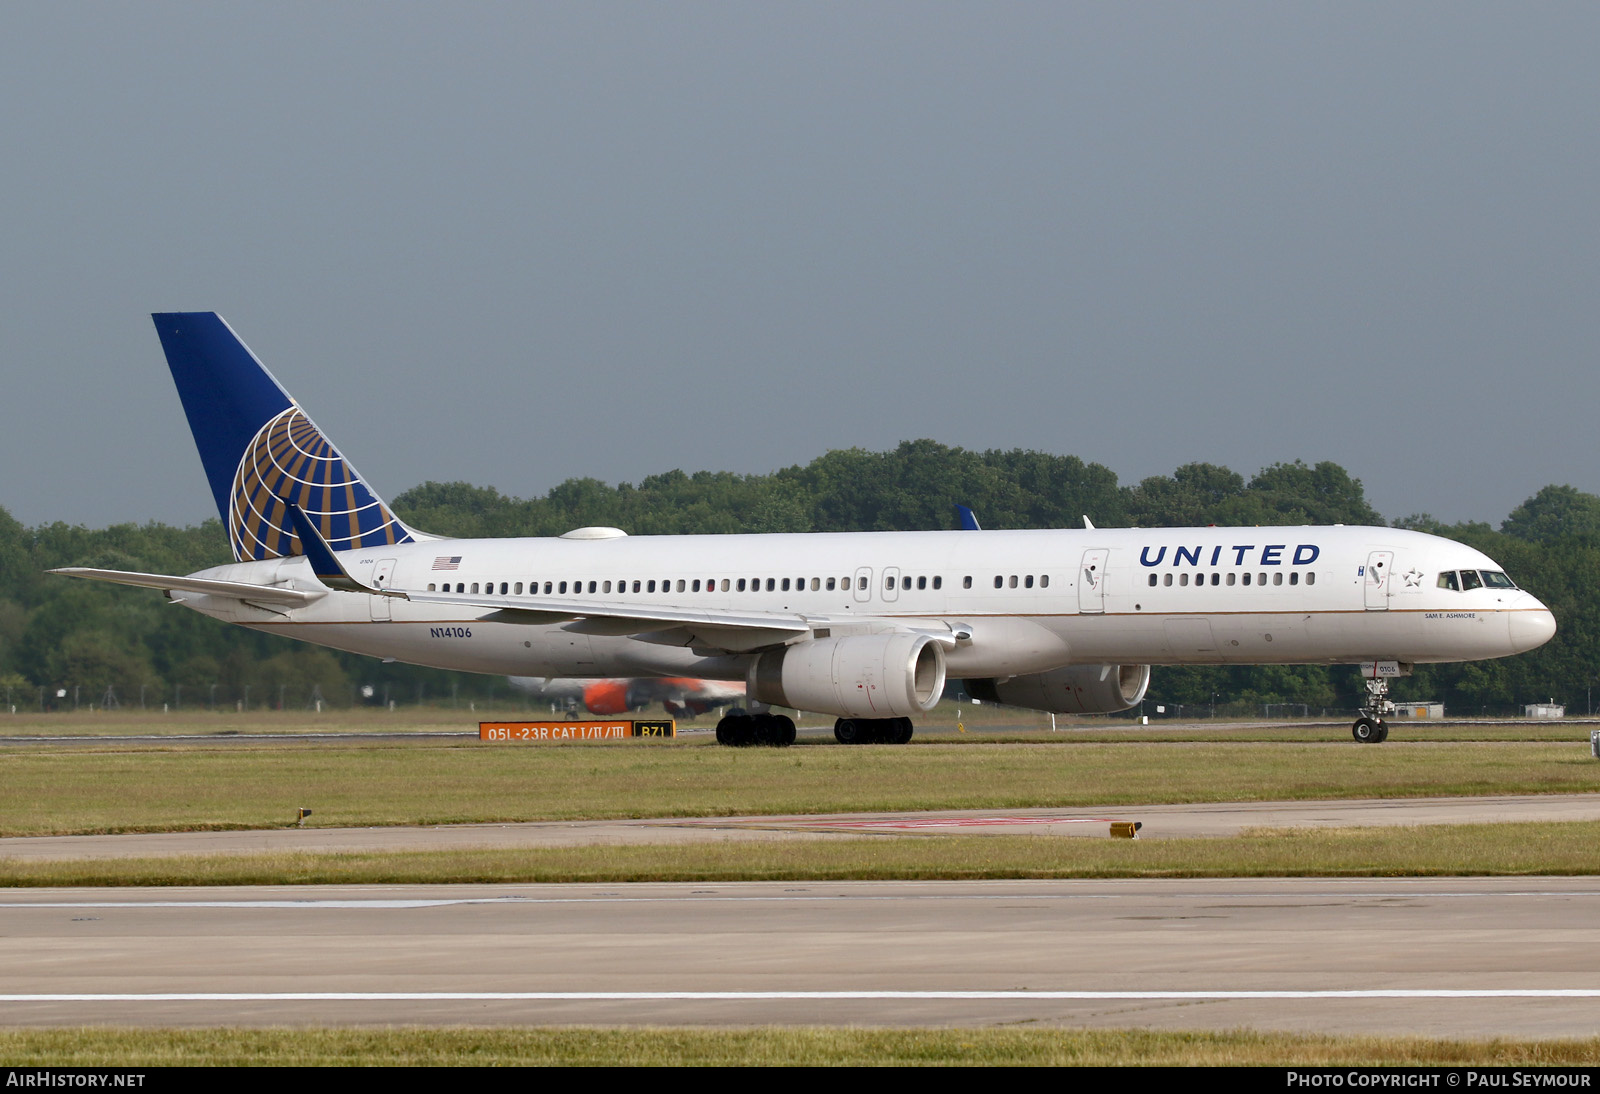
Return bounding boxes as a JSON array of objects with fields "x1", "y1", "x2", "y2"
[
  {"x1": 2, "y1": 1026, "x2": 1599, "y2": 1066},
  {"x1": 6, "y1": 820, "x2": 1600, "y2": 886},
  {"x1": 5, "y1": 736, "x2": 1599, "y2": 838}
]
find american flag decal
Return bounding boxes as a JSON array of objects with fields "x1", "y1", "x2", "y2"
[{"x1": 433, "y1": 556, "x2": 462, "y2": 570}]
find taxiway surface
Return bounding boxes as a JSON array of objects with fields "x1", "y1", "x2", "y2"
[{"x1": 4, "y1": 877, "x2": 1600, "y2": 1035}]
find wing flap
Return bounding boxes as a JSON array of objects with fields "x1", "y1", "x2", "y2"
[{"x1": 407, "y1": 590, "x2": 811, "y2": 647}]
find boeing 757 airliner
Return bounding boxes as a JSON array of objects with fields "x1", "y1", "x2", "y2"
[{"x1": 53, "y1": 314, "x2": 1556, "y2": 746}]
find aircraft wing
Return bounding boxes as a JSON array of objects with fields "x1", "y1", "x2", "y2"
[
  {"x1": 50, "y1": 567, "x2": 326, "y2": 607},
  {"x1": 404, "y1": 590, "x2": 812, "y2": 652}
]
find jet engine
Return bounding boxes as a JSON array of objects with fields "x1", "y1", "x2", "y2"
[
  {"x1": 748, "y1": 633, "x2": 947, "y2": 718},
  {"x1": 581, "y1": 679, "x2": 633, "y2": 716},
  {"x1": 964, "y1": 664, "x2": 1150, "y2": 715}
]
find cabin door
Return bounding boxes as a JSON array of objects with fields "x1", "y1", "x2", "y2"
[
  {"x1": 1364, "y1": 551, "x2": 1393, "y2": 610},
  {"x1": 370, "y1": 558, "x2": 397, "y2": 621},
  {"x1": 1078, "y1": 549, "x2": 1109, "y2": 614}
]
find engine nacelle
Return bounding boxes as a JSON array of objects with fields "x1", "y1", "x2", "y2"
[
  {"x1": 964, "y1": 664, "x2": 1150, "y2": 715},
  {"x1": 748, "y1": 633, "x2": 947, "y2": 718},
  {"x1": 582, "y1": 679, "x2": 633, "y2": 715}
]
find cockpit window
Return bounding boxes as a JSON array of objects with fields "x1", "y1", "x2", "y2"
[
  {"x1": 1459, "y1": 570, "x2": 1483, "y2": 591},
  {"x1": 1480, "y1": 570, "x2": 1517, "y2": 589},
  {"x1": 1437, "y1": 572, "x2": 1459, "y2": 592}
]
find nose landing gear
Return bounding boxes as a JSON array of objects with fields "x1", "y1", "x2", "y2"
[{"x1": 1352, "y1": 676, "x2": 1394, "y2": 743}]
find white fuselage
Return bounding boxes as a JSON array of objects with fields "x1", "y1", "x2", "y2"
[{"x1": 173, "y1": 525, "x2": 1555, "y2": 683}]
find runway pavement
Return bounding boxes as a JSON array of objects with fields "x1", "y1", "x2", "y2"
[
  {"x1": 6, "y1": 794, "x2": 1600, "y2": 1035},
  {"x1": 5, "y1": 877, "x2": 1600, "y2": 1034}
]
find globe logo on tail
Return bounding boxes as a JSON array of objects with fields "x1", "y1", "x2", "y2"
[{"x1": 228, "y1": 406, "x2": 412, "y2": 561}]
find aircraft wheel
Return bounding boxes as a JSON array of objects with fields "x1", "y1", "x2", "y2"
[
  {"x1": 834, "y1": 718, "x2": 864, "y2": 744},
  {"x1": 892, "y1": 717, "x2": 914, "y2": 744},
  {"x1": 717, "y1": 714, "x2": 754, "y2": 746},
  {"x1": 1374, "y1": 722, "x2": 1389, "y2": 743},
  {"x1": 772, "y1": 714, "x2": 796, "y2": 747},
  {"x1": 1352, "y1": 717, "x2": 1384, "y2": 744}
]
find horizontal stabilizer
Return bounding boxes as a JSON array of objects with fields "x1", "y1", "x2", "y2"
[
  {"x1": 285, "y1": 503, "x2": 399, "y2": 596},
  {"x1": 50, "y1": 567, "x2": 326, "y2": 607}
]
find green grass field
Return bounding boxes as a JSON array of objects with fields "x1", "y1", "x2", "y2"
[
  {"x1": 3, "y1": 1026, "x2": 1598, "y2": 1067},
  {"x1": 7, "y1": 820, "x2": 1600, "y2": 886},
  {"x1": 3, "y1": 734, "x2": 1597, "y2": 838},
  {"x1": 6, "y1": 711, "x2": 1599, "y2": 1066}
]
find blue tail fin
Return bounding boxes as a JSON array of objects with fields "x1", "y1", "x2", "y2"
[{"x1": 152, "y1": 312, "x2": 416, "y2": 562}]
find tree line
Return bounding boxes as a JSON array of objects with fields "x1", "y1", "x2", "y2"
[{"x1": 3, "y1": 442, "x2": 1596, "y2": 717}]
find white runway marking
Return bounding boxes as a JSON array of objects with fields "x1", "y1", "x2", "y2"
[{"x1": 6, "y1": 990, "x2": 1600, "y2": 1003}]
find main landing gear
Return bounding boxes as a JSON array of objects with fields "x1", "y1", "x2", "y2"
[
  {"x1": 715, "y1": 711, "x2": 796, "y2": 747},
  {"x1": 1352, "y1": 675, "x2": 1395, "y2": 744},
  {"x1": 833, "y1": 717, "x2": 914, "y2": 745}
]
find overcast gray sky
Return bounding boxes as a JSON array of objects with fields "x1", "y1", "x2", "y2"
[{"x1": 3, "y1": 2, "x2": 1595, "y2": 531}]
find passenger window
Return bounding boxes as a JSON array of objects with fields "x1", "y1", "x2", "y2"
[
  {"x1": 1242, "y1": 573, "x2": 1251, "y2": 586},
  {"x1": 427, "y1": 583, "x2": 436, "y2": 592},
  {"x1": 1226, "y1": 573, "x2": 1235, "y2": 586},
  {"x1": 721, "y1": 579, "x2": 730, "y2": 592},
  {"x1": 962, "y1": 576, "x2": 971, "y2": 589},
  {"x1": 1273, "y1": 573, "x2": 1283, "y2": 586},
  {"x1": 994, "y1": 576, "x2": 1003, "y2": 589},
  {"x1": 1210, "y1": 573, "x2": 1220, "y2": 586},
  {"x1": 738, "y1": 579, "x2": 746, "y2": 592},
  {"x1": 1179, "y1": 573, "x2": 1189, "y2": 587},
  {"x1": 1040, "y1": 575, "x2": 1048, "y2": 588},
  {"x1": 1025, "y1": 575, "x2": 1034, "y2": 589},
  {"x1": 1306, "y1": 573, "x2": 1315, "y2": 586},
  {"x1": 857, "y1": 576, "x2": 867, "y2": 591},
  {"x1": 1009, "y1": 575, "x2": 1018, "y2": 589},
  {"x1": 827, "y1": 577, "x2": 836, "y2": 591},
  {"x1": 1460, "y1": 570, "x2": 1482, "y2": 591},
  {"x1": 457, "y1": 583, "x2": 465, "y2": 593},
  {"x1": 781, "y1": 578, "x2": 790, "y2": 592},
  {"x1": 811, "y1": 577, "x2": 820, "y2": 591},
  {"x1": 647, "y1": 580, "x2": 656, "y2": 593},
  {"x1": 1163, "y1": 574, "x2": 1172, "y2": 587},
  {"x1": 472, "y1": 583, "x2": 480, "y2": 594},
  {"x1": 1258, "y1": 573, "x2": 1266, "y2": 586},
  {"x1": 917, "y1": 576, "x2": 927, "y2": 590},
  {"x1": 1149, "y1": 574, "x2": 1158, "y2": 587},
  {"x1": 514, "y1": 582, "x2": 523, "y2": 594},
  {"x1": 1289, "y1": 573, "x2": 1298, "y2": 586},
  {"x1": 933, "y1": 576, "x2": 942, "y2": 589},
  {"x1": 558, "y1": 581, "x2": 567, "y2": 594},
  {"x1": 678, "y1": 579, "x2": 687, "y2": 592}
]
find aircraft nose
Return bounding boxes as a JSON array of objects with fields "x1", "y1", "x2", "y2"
[{"x1": 1508, "y1": 605, "x2": 1557, "y2": 654}]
